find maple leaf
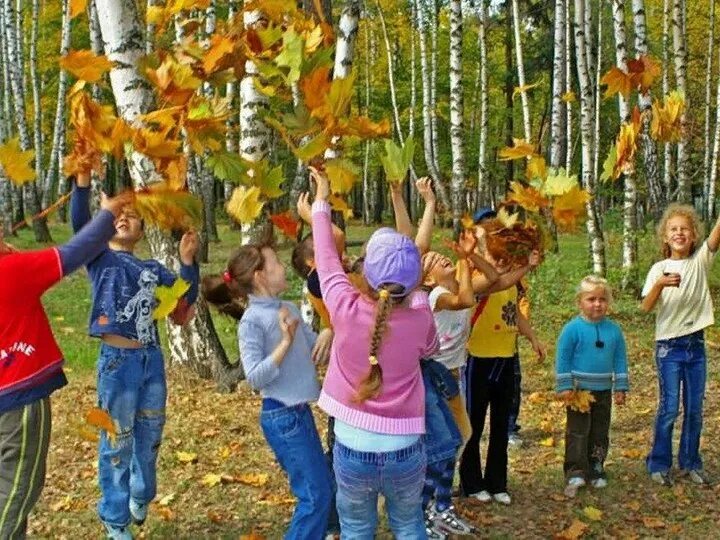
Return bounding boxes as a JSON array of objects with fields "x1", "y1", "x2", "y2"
[
  {"x1": 512, "y1": 80, "x2": 541, "y2": 100},
  {"x1": 496, "y1": 207, "x2": 519, "y2": 228},
  {"x1": 175, "y1": 450, "x2": 198, "y2": 464},
  {"x1": 507, "y1": 181, "x2": 549, "y2": 213},
  {"x1": 303, "y1": 24, "x2": 326, "y2": 54},
  {"x1": 325, "y1": 158, "x2": 359, "y2": 194},
  {"x1": 539, "y1": 436, "x2": 555, "y2": 447},
  {"x1": 63, "y1": 133, "x2": 104, "y2": 178},
  {"x1": 651, "y1": 91, "x2": 685, "y2": 143},
  {"x1": 556, "y1": 519, "x2": 589, "y2": 540},
  {"x1": 380, "y1": 135, "x2": 415, "y2": 183},
  {"x1": 202, "y1": 35, "x2": 237, "y2": 76},
  {"x1": 275, "y1": 29, "x2": 304, "y2": 85},
  {"x1": 270, "y1": 211, "x2": 301, "y2": 239},
  {"x1": 0, "y1": 137, "x2": 35, "y2": 185},
  {"x1": 70, "y1": 0, "x2": 87, "y2": 19},
  {"x1": 235, "y1": 473, "x2": 269, "y2": 487},
  {"x1": 183, "y1": 97, "x2": 231, "y2": 153},
  {"x1": 552, "y1": 186, "x2": 590, "y2": 232},
  {"x1": 543, "y1": 168, "x2": 578, "y2": 196},
  {"x1": 133, "y1": 128, "x2": 182, "y2": 159},
  {"x1": 525, "y1": 155, "x2": 547, "y2": 181},
  {"x1": 628, "y1": 55, "x2": 661, "y2": 93},
  {"x1": 328, "y1": 194, "x2": 353, "y2": 220},
  {"x1": 206, "y1": 152, "x2": 249, "y2": 181},
  {"x1": 560, "y1": 389, "x2": 596, "y2": 413},
  {"x1": 244, "y1": 0, "x2": 297, "y2": 23},
  {"x1": 86, "y1": 407, "x2": 116, "y2": 444},
  {"x1": 614, "y1": 120, "x2": 640, "y2": 178},
  {"x1": 460, "y1": 214, "x2": 474, "y2": 230},
  {"x1": 311, "y1": 74, "x2": 354, "y2": 122},
  {"x1": 60, "y1": 50, "x2": 114, "y2": 82},
  {"x1": 561, "y1": 91, "x2": 576, "y2": 103},
  {"x1": 245, "y1": 161, "x2": 284, "y2": 198},
  {"x1": 583, "y1": 507, "x2": 603, "y2": 521},
  {"x1": 333, "y1": 116, "x2": 391, "y2": 139},
  {"x1": 134, "y1": 185, "x2": 203, "y2": 231},
  {"x1": 163, "y1": 156, "x2": 188, "y2": 190},
  {"x1": 145, "y1": 55, "x2": 202, "y2": 106},
  {"x1": 201, "y1": 473, "x2": 223, "y2": 488},
  {"x1": 227, "y1": 186, "x2": 264, "y2": 224},
  {"x1": 600, "y1": 145, "x2": 617, "y2": 182},
  {"x1": 154, "y1": 279, "x2": 191, "y2": 320},
  {"x1": 293, "y1": 131, "x2": 331, "y2": 161},
  {"x1": 601, "y1": 66, "x2": 634, "y2": 98},
  {"x1": 499, "y1": 138, "x2": 536, "y2": 160}
]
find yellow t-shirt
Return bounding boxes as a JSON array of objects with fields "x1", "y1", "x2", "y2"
[{"x1": 467, "y1": 286, "x2": 518, "y2": 358}]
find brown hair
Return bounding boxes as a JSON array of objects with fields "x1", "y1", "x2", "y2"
[
  {"x1": 354, "y1": 284, "x2": 406, "y2": 402},
  {"x1": 203, "y1": 229, "x2": 276, "y2": 320},
  {"x1": 291, "y1": 234, "x2": 314, "y2": 278},
  {"x1": 656, "y1": 203, "x2": 703, "y2": 259}
]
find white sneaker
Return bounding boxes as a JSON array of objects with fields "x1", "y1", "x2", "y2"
[
  {"x1": 685, "y1": 469, "x2": 712, "y2": 485},
  {"x1": 492, "y1": 492, "x2": 511, "y2": 505},
  {"x1": 564, "y1": 477, "x2": 586, "y2": 498},
  {"x1": 591, "y1": 478, "x2": 608, "y2": 489},
  {"x1": 508, "y1": 433, "x2": 523, "y2": 447},
  {"x1": 103, "y1": 523, "x2": 133, "y2": 540},
  {"x1": 470, "y1": 490, "x2": 491, "y2": 502}
]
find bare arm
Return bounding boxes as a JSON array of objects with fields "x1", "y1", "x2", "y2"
[
  {"x1": 434, "y1": 258, "x2": 475, "y2": 311},
  {"x1": 414, "y1": 177, "x2": 435, "y2": 255},
  {"x1": 518, "y1": 311, "x2": 545, "y2": 360},
  {"x1": 640, "y1": 274, "x2": 677, "y2": 312},
  {"x1": 708, "y1": 213, "x2": 720, "y2": 252},
  {"x1": 467, "y1": 252, "x2": 500, "y2": 294},
  {"x1": 479, "y1": 250, "x2": 540, "y2": 294},
  {"x1": 390, "y1": 181, "x2": 413, "y2": 237}
]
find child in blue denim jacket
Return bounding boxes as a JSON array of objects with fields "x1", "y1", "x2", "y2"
[
  {"x1": 203, "y1": 229, "x2": 334, "y2": 540},
  {"x1": 71, "y1": 174, "x2": 199, "y2": 539},
  {"x1": 641, "y1": 204, "x2": 720, "y2": 487}
]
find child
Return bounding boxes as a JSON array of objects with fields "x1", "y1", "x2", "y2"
[
  {"x1": 203, "y1": 230, "x2": 334, "y2": 539},
  {"x1": 508, "y1": 279, "x2": 530, "y2": 447},
  {"x1": 0, "y1": 190, "x2": 133, "y2": 539},
  {"x1": 556, "y1": 276, "x2": 628, "y2": 498},
  {"x1": 71, "y1": 173, "x2": 200, "y2": 539},
  {"x1": 307, "y1": 167, "x2": 438, "y2": 538},
  {"x1": 641, "y1": 203, "x2": 720, "y2": 487}
]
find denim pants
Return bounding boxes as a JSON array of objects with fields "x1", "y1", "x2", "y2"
[
  {"x1": 333, "y1": 439, "x2": 427, "y2": 540},
  {"x1": 647, "y1": 330, "x2": 707, "y2": 474},
  {"x1": 422, "y1": 367, "x2": 461, "y2": 465},
  {"x1": 96, "y1": 344, "x2": 167, "y2": 527},
  {"x1": 260, "y1": 400, "x2": 332, "y2": 540}
]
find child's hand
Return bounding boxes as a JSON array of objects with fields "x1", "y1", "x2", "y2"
[
  {"x1": 179, "y1": 230, "x2": 199, "y2": 265},
  {"x1": 613, "y1": 391, "x2": 626, "y2": 405},
  {"x1": 657, "y1": 273, "x2": 681, "y2": 288},
  {"x1": 312, "y1": 328, "x2": 334, "y2": 365},
  {"x1": 309, "y1": 166, "x2": 330, "y2": 202},
  {"x1": 75, "y1": 172, "x2": 91, "y2": 188},
  {"x1": 416, "y1": 177, "x2": 435, "y2": 203},
  {"x1": 531, "y1": 339, "x2": 546, "y2": 361},
  {"x1": 297, "y1": 192, "x2": 312, "y2": 224},
  {"x1": 278, "y1": 307, "x2": 299, "y2": 343},
  {"x1": 557, "y1": 390, "x2": 573, "y2": 401},
  {"x1": 444, "y1": 231, "x2": 477, "y2": 259},
  {"x1": 100, "y1": 190, "x2": 135, "y2": 217},
  {"x1": 389, "y1": 180, "x2": 403, "y2": 196}
]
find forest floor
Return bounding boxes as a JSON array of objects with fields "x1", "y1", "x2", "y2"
[{"x1": 12, "y1": 217, "x2": 720, "y2": 539}]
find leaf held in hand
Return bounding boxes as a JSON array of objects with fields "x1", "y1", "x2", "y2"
[
  {"x1": 270, "y1": 211, "x2": 301, "y2": 239},
  {"x1": 154, "y1": 279, "x2": 191, "y2": 320},
  {"x1": 380, "y1": 135, "x2": 414, "y2": 184},
  {"x1": 134, "y1": 185, "x2": 202, "y2": 231}
]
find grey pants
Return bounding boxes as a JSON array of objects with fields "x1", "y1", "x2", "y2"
[
  {"x1": 563, "y1": 390, "x2": 611, "y2": 481},
  {"x1": 0, "y1": 398, "x2": 52, "y2": 540}
]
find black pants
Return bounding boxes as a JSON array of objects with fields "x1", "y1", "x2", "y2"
[
  {"x1": 564, "y1": 390, "x2": 612, "y2": 480},
  {"x1": 508, "y1": 353, "x2": 522, "y2": 433},
  {"x1": 460, "y1": 356, "x2": 513, "y2": 495}
]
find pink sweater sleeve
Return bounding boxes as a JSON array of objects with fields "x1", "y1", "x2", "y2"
[{"x1": 311, "y1": 201, "x2": 357, "y2": 319}]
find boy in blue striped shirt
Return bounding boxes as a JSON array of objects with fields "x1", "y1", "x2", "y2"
[{"x1": 555, "y1": 276, "x2": 628, "y2": 497}]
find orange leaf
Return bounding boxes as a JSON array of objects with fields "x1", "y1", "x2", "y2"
[
  {"x1": 133, "y1": 185, "x2": 202, "y2": 231},
  {"x1": 235, "y1": 473, "x2": 269, "y2": 487},
  {"x1": 70, "y1": 0, "x2": 88, "y2": 19},
  {"x1": 614, "y1": 120, "x2": 640, "y2": 178},
  {"x1": 301, "y1": 66, "x2": 332, "y2": 112},
  {"x1": 499, "y1": 138, "x2": 536, "y2": 160},
  {"x1": 0, "y1": 137, "x2": 35, "y2": 185},
  {"x1": 555, "y1": 519, "x2": 589, "y2": 540},
  {"x1": 507, "y1": 181, "x2": 549, "y2": 213},
  {"x1": 600, "y1": 66, "x2": 633, "y2": 98},
  {"x1": 202, "y1": 35, "x2": 236, "y2": 76},
  {"x1": 651, "y1": 91, "x2": 684, "y2": 143},
  {"x1": 60, "y1": 50, "x2": 114, "y2": 83},
  {"x1": 628, "y1": 55, "x2": 661, "y2": 93},
  {"x1": 145, "y1": 55, "x2": 202, "y2": 106},
  {"x1": 552, "y1": 186, "x2": 590, "y2": 232},
  {"x1": 270, "y1": 211, "x2": 301, "y2": 239},
  {"x1": 133, "y1": 128, "x2": 182, "y2": 159},
  {"x1": 86, "y1": 407, "x2": 116, "y2": 444}
]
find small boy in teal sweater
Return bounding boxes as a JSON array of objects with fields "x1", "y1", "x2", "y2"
[{"x1": 555, "y1": 276, "x2": 628, "y2": 498}]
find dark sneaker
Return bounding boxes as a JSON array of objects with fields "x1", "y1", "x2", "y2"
[{"x1": 434, "y1": 504, "x2": 475, "y2": 535}]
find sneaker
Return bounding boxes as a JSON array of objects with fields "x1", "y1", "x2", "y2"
[
  {"x1": 508, "y1": 433, "x2": 523, "y2": 447},
  {"x1": 424, "y1": 508, "x2": 448, "y2": 540},
  {"x1": 103, "y1": 523, "x2": 133, "y2": 540},
  {"x1": 591, "y1": 478, "x2": 608, "y2": 489},
  {"x1": 492, "y1": 492, "x2": 511, "y2": 505},
  {"x1": 434, "y1": 505, "x2": 475, "y2": 535},
  {"x1": 684, "y1": 469, "x2": 712, "y2": 485},
  {"x1": 564, "y1": 477, "x2": 586, "y2": 498},
  {"x1": 650, "y1": 471, "x2": 673, "y2": 487},
  {"x1": 129, "y1": 499, "x2": 147, "y2": 526},
  {"x1": 469, "y1": 490, "x2": 491, "y2": 502}
]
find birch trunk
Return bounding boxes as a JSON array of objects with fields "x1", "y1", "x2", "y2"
[
  {"x1": 3, "y1": 0, "x2": 50, "y2": 241},
  {"x1": 565, "y1": 0, "x2": 573, "y2": 171},
  {"x1": 672, "y1": 0, "x2": 689, "y2": 202},
  {"x1": 511, "y1": 0, "x2": 531, "y2": 141},
  {"x1": 30, "y1": 0, "x2": 42, "y2": 191},
  {"x1": 703, "y1": 0, "x2": 715, "y2": 218},
  {"x1": 574, "y1": 0, "x2": 605, "y2": 276},
  {"x1": 633, "y1": 0, "x2": 666, "y2": 217},
  {"x1": 224, "y1": 0, "x2": 238, "y2": 204},
  {"x1": 709, "y1": 43, "x2": 720, "y2": 221},
  {"x1": 662, "y1": 0, "x2": 672, "y2": 193},
  {"x1": 550, "y1": 0, "x2": 566, "y2": 168},
  {"x1": 409, "y1": 2, "x2": 416, "y2": 140},
  {"x1": 362, "y1": 19, "x2": 372, "y2": 224},
  {"x1": 0, "y1": 6, "x2": 10, "y2": 139},
  {"x1": 592, "y1": 8, "x2": 602, "y2": 186},
  {"x1": 429, "y1": 0, "x2": 440, "y2": 175},
  {"x1": 94, "y1": 0, "x2": 238, "y2": 390},
  {"x1": 376, "y1": 1, "x2": 404, "y2": 142},
  {"x1": 477, "y1": 0, "x2": 490, "y2": 205},
  {"x1": 448, "y1": 0, "x2": 465, "y2": 230}
]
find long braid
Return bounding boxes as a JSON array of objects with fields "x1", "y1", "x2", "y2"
[{"x1": 355, "y1": 287, "x2": 394, "y2": 402}]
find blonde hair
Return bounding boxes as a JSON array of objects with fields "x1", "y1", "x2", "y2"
[
  {"x1": 575, "y1": 275, "x2": 613, "y2": 304},
  {"x1": 656, "y1": 203, "x2": 703, "y2": 259}
]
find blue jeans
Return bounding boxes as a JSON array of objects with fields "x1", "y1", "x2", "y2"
[
  {"x1": 260, "y1": 400, "x2": 332, "y2": 540},
  {"x1": 422, "y1": 367, "x2": 461, "y2": 464},
  {"x1": 96, "y1": 344, "x2": 167, "y2": 527},
  {"x1": 334, "y1": 440, "x2": 427, "y2": 540},
  {"x1": 647, "y1": 330, "x2": 707, "y2": 474}
]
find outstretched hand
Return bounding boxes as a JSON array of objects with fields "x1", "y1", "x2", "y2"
[
  {"x1": 100, "y1": 190, "x2": 135, "y2": 217},
  {"x1": 309, "y1": 166, "x2": 330, "y2": 202},
  {"x1": 416, "y1": 177, "x2": 435, "y2": 204},
  {"x1": 179, "y1": 230, "x2": 199, "y2": 265},
  {"x1": 297, "y1": 192, "x2": 312, "y2": 224}
]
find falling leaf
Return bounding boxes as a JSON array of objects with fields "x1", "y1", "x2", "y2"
[
  {"x1": 250, "y1": 162, "x2": 285, "y2": 198},
  {"x1": 513, "y1": 80, "x2": 542, "y2": 100},
  {"x1": 380, "y1": 135, "x2": 415, "y2": 183},
  {"x1": 526, "y1": 155, "x2": 547, "y2": 181},
  {"x1": 206, "y1": 152, "x2": 249, "y2": 182},
  {"x1": 134, "y1": 186, "x2": 202, "y2": 231},
  {"x1": 539, "y1": 436, "x2": 555, "y2": 447},
  {"x1": 600, "y1": 145, "x2": 617, "y2": 182},
  {"x1": 154, "y1": 279, "x2": 191, "y2": 320},
  {"x1": 201, "y1": 473, "x2": 223, "y2": 488},
  {"x1": 275, "y1": 29, "x2": 304, "y2": 85},
  {"x1": 132, "y1": 128, "x2": 182, "y2": 159},
  {"x1": 499, "y1": 138, "x2": 536, "y2": 160},
  {"x1": 270, "y1": 211, "x2": 301, "y2": 239},
  {"x1": 461, "y1": 214, "x2": 474, "y2": 230},
  {"x1": 583, "y1": 507, "x2": 603, "y2": 521},
  {"x1": 0, "y1": 137, "x2": 35, "y2": 185},
  {"x1": 70, "y1": 0, "x2": 88, "y2": 19},
  {"x1": 226, "y1": 186, "x2": 264, "y2": 224},
  {"x1": 85, "y1": 408, "x2": 116, "y2": 444},
  {"x1": 325, "y1": 158, "x2": 359, "y2": 194},
  {"x1": 175, "y1": 451, "x2": 198, "y2": 464},
  {"x1": 614, "y1": 120, "x2": 640, "y2": 178},
  {"x1": 235, "y1": 473, "x2": 269, "y2": 487},
  {"x1": 628, "y1": 55, "x2": 661, "y2": 93},
  {"x1": 496, "y1": 207, "x2": 519, "y2": 228},
  {"x1": 601, "y1": 66, "x2": 634, "y2": 98},
  {"x1": 328, "y1": 194, "x2": 353, "y2": 220},
  {"x1": 561, "y1": 91, "x2": 576, "y2": 103},
  {"x1": 60, "y1": 50, "x2": 114, "y2": 83},
  {"x1": 202, "y1": 35, "x2": 236, "y2": 76},
  {"x1": 293, "y1": 132, "x2": 331, "y2": 161},
  {"x1": 507, "y1": 181, "x2": 549, "y2": 213},
  {"x1": 651, "y1": 91, "x2": 684, "y2": 143},
  {"x1": 556, "y1": 519, "x2": 589, "y2": 540},
  {"x1": 145, "y1": 55, "x2": 202, "y2": 106},
  {"x1": 543, "y1": 168, "x2": 578, "y2": 196}
]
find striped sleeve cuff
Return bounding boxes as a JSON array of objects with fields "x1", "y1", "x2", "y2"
[
  {"x1": 312, "y1": 200, "x2": 331, "y2": 215},
  {"x1": 556, "y1": 373, "x2": 573, "y2": 392},
  {"x1": 614, "y1": 373, "x2": 629, "y2": 392}
]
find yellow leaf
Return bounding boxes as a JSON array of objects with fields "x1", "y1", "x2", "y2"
[
  {"x1": 513, "y1": 80, "x2": 541, "y2": 100},
  {"x1": 85, "y1": 407, "x2": 116, "y2": 444},
  {"x1": 507, "y1": 181, "x2": 549, "y2": 213},
  {"x1": 556, "y1": 519, "x2": 589, "y2": 540},
  {"x1": 583, "y1": 506, "x2": 603, "y2": 521},
  {"x1": 175, "y1": 450, "x2": 198, "y2": 464},
  {"x1": 601, "y1": 66, "x2": 633, "y2": 98},
  {"x1": 614, "y1": 119, "x2": 640, "y2": 178},
  {"x1": 60, "y1": 50, "x2": 114, "y2": 83},
  {"x1": 134, "y1": 185, "x2": 202, "y2": 231},
  {"x1": 153, "y1": 279, "x2": 190, "y2": 320},
  {"x1": 552, "y1": 186, "x2": 591, "y2": 231},
  {"x1": 642, "y1": 517, "x2": 666, "y2": 529},
  {"x1": 560, "y1": 389, "x2": 596, "y2": 412},
  {"x1": 133, "y1": 128, "x2": 182, "y2": 159},
  {"x1": 328, "y1": 194, "x2": 353, "y2": 220},
  {"x1": 561, "y1": 91, "x2": 576, "y2": 103},
  {"x1": 621, "y1": 448, "x2": 644, "y2": 459},
  {"x1": 235, "y1": 472, "x2": 269, "y2": 487},
  {"x1": 499, "y1": 138, "x2": 536, "y2": 161},
  {"x1": 651, "y1": 91, "x2": 685, "y2": 143},
  {"x1": 325, "y1": 158, "x2": 358, "y2": 194},
  {"x1": 539, "y1": 436, "x2": 555, "y2": 447},
  {"x1": 526, "y1": 155, "x2": 547, "y2": 181},
  {"x1": 543, "y1": 168, "x2": 578, "y2": 196},
  {"x1": 70, "y1": 0, "x2": 87, "y2": 19},
  {"x1": 158, "y1": 493, "x2": 175, "y2": 506},
  {"x1": 0, "y1": 137, "x2": 35, "y2": 185},
  {"x1": 497, "y1": 207, "x2": 519, "y2": 228},
  {"x1": 201, "y1": 473, "x2": 223, "y2": 488},
  {"x1": 145, "y1": 55, "x2": 202, "y2": 106},
  {"x1": 460, "y1": 213, "x2": 474, "y2": 230},
  {"x1": 226, "y1": 186, "x2": 264, "y2": 224}
]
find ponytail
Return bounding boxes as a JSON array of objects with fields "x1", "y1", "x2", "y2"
[{"x1": 201, "y1": 275, "x2": 245, "y2": 320}]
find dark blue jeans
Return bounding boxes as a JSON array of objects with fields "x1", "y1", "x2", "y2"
[
  {"x1": 333, "y1": 440, "x2": 427, "y2": 539},
  {"x1": 260, "y1": 400, "x2": 332, "y2": 540},
  {"x1": 96, "y1": 344, "x2": 166, "y2": 527},
  {"x1": 647, "y1": 330, "x2": 707, "y2": 474}
]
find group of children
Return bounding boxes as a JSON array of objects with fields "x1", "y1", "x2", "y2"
[{"x1": 0, "y1": 164, "x2": 717, "y2": 539}]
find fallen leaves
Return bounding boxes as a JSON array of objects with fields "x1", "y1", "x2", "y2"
[
  {"x1": 582, "y1": 506, "x2": 603, "y2": 521},
  {"x1": 175, "y1": 451, "x2": 198, "y2": 464},
  {"x1": 85, "y1": 408, "x2": 116, "y2": 444},
  {"x1": 555, "y1": 519, "x2": 589, "y2": 540}
]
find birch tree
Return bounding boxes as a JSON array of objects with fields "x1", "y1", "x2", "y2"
[
  {"x1": 449, "y1": 0, "x2": 465, "y2": 229},
  {"x1": 511, "y1": 0, "x2": 531, "y2": 141},
  {"x1": 565, "y1": 0, "x2": 573, "y2": 171},
  {"x1": 702, "y1": 0, "x2": 715, "y2": 217},
  {"x1": 550, "y1": 0, "x2": 565, "y2": 169},
  {"x1": 574, "y1": 0, "x2": 605, "y2": 275},
  {"x1": 662, "y1": 0, "x2": 672, "y2": 192},
  {"x1": 671, "y1": 0, "x2": 689, "y2": 202},
  {"x1": 476, "y1": 0, "x2": 490, "y2": 205},
  {"x1": 709, "y1": 43, "x2": 720, "y2": 221}
]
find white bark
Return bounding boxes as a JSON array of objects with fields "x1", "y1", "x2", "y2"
[
  {"x1": 449, "y1": 0, "x2": 465, "y2": 229},
  {"x1": 376, "y1": 0, "x2": 404, "y2": 141},
  {"x1": 672, "y1": 0, "x2": 689, "y2": 201},
  {"x1": 224, "y1": 0, "x2": 238, "y2": 203},
  {"x1": 30, "y1": 0, "x2": 41, "y2": 187},
  {"x1": 592, "y1": 8, "x2": 602, "y2": 185},
  {"x1": 511, "y1": 0, "x2": 531, "y2": 141},
  {"x1": 574, "y1": 0, "x2": 605, "y2": 276},
  {"x1": 334, "y1": 0, "x2": 360, "y2": 79},
  {"x1": 477, "y1": 0, "x2": 489, "y2": 205},
  {"x1": 662, "y1": 0, "x2": 672, "y2": 192},
  {"x1": 429, "y1": 0, "x2": 440, "y2": 174},
  {"x1": 550, "y1": 0, "x2": 566, "y2": 168},
  {"x1": 709, "y1": 43, "x2": 720, "y2": 221},
  {"x1": 703, "y1": 0, "x2": 716, "y2": 217},
  {"x1": 409, "y1": 0, "x2": 416, "y2": 140},
  {"x1": 362, "y1": 19, "x2": 372, "y2": 224},
  {"x1": 565, "y1": 0, "x2": 573, "y2": 171}
]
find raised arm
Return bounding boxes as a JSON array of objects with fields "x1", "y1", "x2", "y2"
[
  {"x1": 414, "y1": 177, "x2": 436, "y2": 255},
  {"x1": 71, "y1": 173, "x2": 93, "y2": 232},
  {"x1": 707, "y1": 212, "x2": 720, "y2": 252},
  {"x1": 479, "y1": 250, "x2": 540, "y2": 295},
  {"x1": 389, "y1": 180, "x2": 413, "y2": 238}
]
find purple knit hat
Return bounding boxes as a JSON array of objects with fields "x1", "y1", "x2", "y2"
[{"x1": 363, "y1": 228, "x2": 421, "y2": 297}]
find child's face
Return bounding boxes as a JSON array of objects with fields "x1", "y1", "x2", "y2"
[
  {"x1": 422, "y1": 251, "x2": 455, "y2": 286},
  {"x1": 664, "y1": 215, "x2": 695, "y2": 256},
  {"x1": 113, "y1": 206, "x2": 144, "y2": 245},
  {"x1": 578, "y1": 287, "x2": 609, "y2": 322},
  {"x1": 256, "y1": 247, "x2": 287, "y2": 295}
]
